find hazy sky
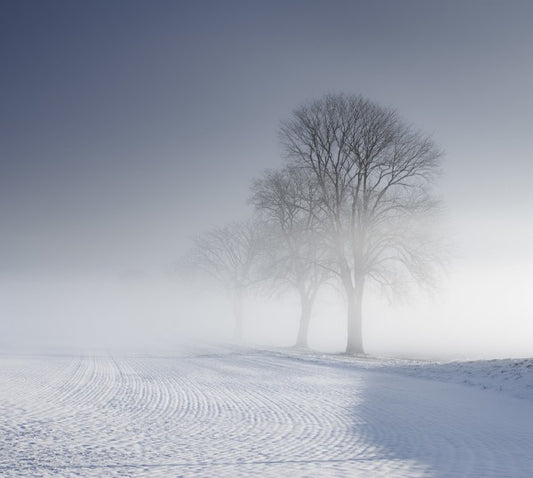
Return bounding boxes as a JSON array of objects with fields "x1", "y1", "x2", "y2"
[{"x1": 2, "y1": 0, "x2": 533, "y2": 276}]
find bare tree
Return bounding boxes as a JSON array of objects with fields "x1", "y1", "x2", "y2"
[
  {"x1": 185, "y1": 220, "x2": 262, "y2": 341},
  {"x1": 280, "y1": 93, "x2": 442, "y2": 354},
  {"x1": 250, "y1": 166, "x2": 330, "y2": 348}
]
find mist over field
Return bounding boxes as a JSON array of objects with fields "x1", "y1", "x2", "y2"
[
  {"x1": 2, "y1": 1, "x2": 533, "y2": 361},
  {"x1": 2, "y1": 256, "x2": 531, "y2": 359},
  {"x1": 2, "y1": 2, "x2": 533, "y2": 476}
]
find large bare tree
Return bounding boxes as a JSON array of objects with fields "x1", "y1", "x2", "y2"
[
  {"x1": 250, "y1": 166, "x2": 329, "y2": 348},
  {"x1": 186, "y1": 220, "x2": 262, "y2": 341},
  {"x1": 280, "y1": 94, "x2": 442, "y2": 354}
]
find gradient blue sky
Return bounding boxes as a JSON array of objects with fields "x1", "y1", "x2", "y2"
[{"x1": 2, "y1": 0, "x2": 533, "y2": 276}]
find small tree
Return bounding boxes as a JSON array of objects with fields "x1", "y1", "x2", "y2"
[
  {"x1": 185, "y1": 219, "x2": 262, "y2": 341},
  {"x1": 250, "y1": 166, "x2": 330, "y2": 348},
  {"x1": 280, "y1": 93, "x2": 442, "y2": 354}
]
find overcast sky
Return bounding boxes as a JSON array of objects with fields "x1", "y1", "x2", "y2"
[{"x1": 2, "y1": 0, "x2": 533, "y2": 277}]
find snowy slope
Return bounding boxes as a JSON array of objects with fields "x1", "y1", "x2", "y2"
[
  {"x1": 0, "y1": 347, "x2": 532, "y2": 477},
  {"x1": 266, "y1": 347, "x2": 533, "y2": 402}
]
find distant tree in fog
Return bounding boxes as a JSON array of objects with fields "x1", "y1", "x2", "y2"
[
  {"x1": 280, "y1": 93, "x2": 442, "y2": 354},
  {"x1": 185, "y1": 220, "x2": 262, "y2": 341},
  {"x1": 250, "y1": 166, "x2": 330, "y2": 348}
]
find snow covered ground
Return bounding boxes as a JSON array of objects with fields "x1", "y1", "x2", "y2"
[
  {"x1": 0, "y1": 345, "x2": 532, "y2": 477},
  {"x1": 268, "y1": 347, "x2": 533, "y2": 402}
]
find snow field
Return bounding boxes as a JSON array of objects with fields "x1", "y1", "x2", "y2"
[{"x1": 0, "y1": 348, "x2": 532, "y2": 477}]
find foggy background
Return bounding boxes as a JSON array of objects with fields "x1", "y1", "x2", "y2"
[{"x1": 1, "y1": 0, "x2": 532, "y2": 358}]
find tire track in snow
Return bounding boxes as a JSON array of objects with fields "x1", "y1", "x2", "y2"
[
  {"x1": 1, "y1": 348, "x2": 532, "y2": 477},
  {"x1": 166, "y1": 352, "x2": 425, "y2": 475}
]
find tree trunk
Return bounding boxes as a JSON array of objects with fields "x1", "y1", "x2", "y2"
[
  {"x1": 295, "y1": 294, "x2": 313, "y2": 348},
  {"x1": 232, "y1": 290, "x2": 244, "y2": 342},
  {"x1": 345, "y1": 284, "x2": 364, "y2": 355}
]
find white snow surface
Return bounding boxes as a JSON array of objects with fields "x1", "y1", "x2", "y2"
[
  {"x1": 0, "y1": 345, "x2": 532, "y2": 477},
  {"x1": 272, "y1": 347, "x2": 533, "y2": 402}
]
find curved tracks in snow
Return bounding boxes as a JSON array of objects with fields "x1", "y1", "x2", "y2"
[{"x1": 0, "y1": 348, "x2": 532, "y2": 477}]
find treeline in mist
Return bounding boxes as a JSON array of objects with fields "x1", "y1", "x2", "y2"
[{"x1": 180, "y1": 93, "x2": 444, "y2": 354}]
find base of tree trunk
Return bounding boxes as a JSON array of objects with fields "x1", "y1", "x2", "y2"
[
  {"x1": 344, "y1": 350, "x2": 366, "y2": 356},
  {"x1": 295, "y1": 297, "x2": 312, "y2": 349},
  {"x1": 345, "y1": 342, "x2": 365, "y2": 355},
  {"x1": 295, "y1": 338, "x2": 309, "y2": 348},
  {"x1": 346, "y1": 290, "x2": 364, "y2": 355}
]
